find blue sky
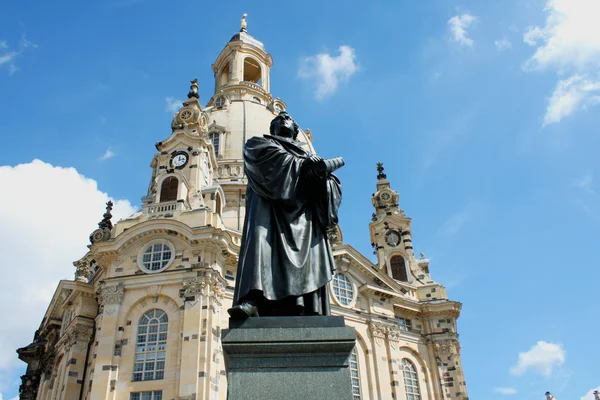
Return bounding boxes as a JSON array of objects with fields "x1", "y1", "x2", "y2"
[{"x1": 1, "y1": 0, "x2": 599, "y2": 399}]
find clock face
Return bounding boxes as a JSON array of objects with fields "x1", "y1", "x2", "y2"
[
  {"x1": 172, "y1": 152, "x2": 188, "y2": 169},
  {"x1": 180, "y1": 109, "x2": 193, "y2": 121},
  {"x1": 386, "y1": 231, "x2": 401, "y2": 247},
  {"x1": 380, "y1": 192, "x2": 391, "y2": 201}
]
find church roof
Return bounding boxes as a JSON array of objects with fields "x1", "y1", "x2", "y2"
[{"x1": 229, "y1": 31, "x2": 265, "y2": 51}]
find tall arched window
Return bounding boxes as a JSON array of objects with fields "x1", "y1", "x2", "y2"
[
  {"x1": 390, "y1": 255, "x2": 408, "y2": 282},
  {"x1": 350, "y1": 347, "x2": 361, "y2": 399},
  {"x1": 243, "y1": 57, "x2": 262, "y2": 84},
  {"x1": 133, "y1": 309, "x2": 168, "y2": 382},
  {"x1": 219, "y1": 63, "x2": 230, "y2": 87},
  {"x1": 209, "y1": 132, "x2": 220, "y2": 158},
  {"x1": 159, "y1": 177, "x2": 178, "y2": 202},
  {"x1": 401, "y1": 358, "x2": 421, "y2": 400}
]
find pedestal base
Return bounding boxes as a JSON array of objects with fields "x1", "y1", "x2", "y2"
[{"x1": 222, "y1": 316, "x2": 356, "y2": 400}]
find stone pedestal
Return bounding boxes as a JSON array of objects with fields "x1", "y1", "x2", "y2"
[{"x1": 222, "y1": 316, "x2": 356, "y2": 400}]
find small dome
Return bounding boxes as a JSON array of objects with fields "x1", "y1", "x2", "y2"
[{"x1": 229, "y1": 31, "x2": 265, "y2": 51}]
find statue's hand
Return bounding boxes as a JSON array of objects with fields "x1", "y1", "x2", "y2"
[{"x1": 307, "y1": 153, "x2": 323, "y2": 164}]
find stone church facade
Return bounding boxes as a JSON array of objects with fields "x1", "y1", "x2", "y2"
[{"x1": 17, "y1": 21, "x2": 469, "y2": 400}]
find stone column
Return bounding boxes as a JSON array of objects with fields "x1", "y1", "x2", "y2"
[
  {"x1": 177, "y1": 267, "x2": 226, "y2": 400},
  {"x1": 89, "y1": 283, "x2": 124, "y2": 400},
  {"x1": 61, "y1": 322, "x2": 93, "y2": 400},
  {"x1": 368, "y1": 322, "x2": 393, "y2": 400}
]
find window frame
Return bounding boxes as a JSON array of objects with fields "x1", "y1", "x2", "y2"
[
  {"x1": 330, "y1": 273, "x2": 356, "y2": 308},
  {"x1": 137, "y1": 239, "x2": 175, "y2": 274},
  {"x1": 132, "y1": 310, "x2": 168, "y2": 382},
  {"x1": 401, "y1": 358, "x2": 421, "y2": 400},
  {"x1": 349, "y1": 347, "x2": 362, "y2": 400}
]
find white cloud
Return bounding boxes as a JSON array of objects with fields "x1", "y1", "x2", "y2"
[
  {"x1": 298, "y1": 45, "x2": 359, "y2": 100},
  {"x1": 448, "y1": 14, "x2": 477, "y2": 47},
  {"x1": 0, "y1": 160, "x2": 135, "y2": 384},
  {"x1": 494, "y1": 387, "x2": 518, "y2": 395},
  {"x1": 495, "y1": 38, "x2": 513, "y2": 51},
  {"x1": 99, "y1": 147, "x2": 115, "y2": 161},
  {"x1": 510, "y1": 341, "x2": 565, "y2": 377},
  {"x1": 523, "y1": 0, "x2": 600, "y2": 125},
  {"x1": 543, "y1": 74, "x2": 600, "y2": 125},
  {"x1": 580, "y1": 386, "x2": 600, "y2": 400},
  {"x1": 165, "y1": 97, "x2": 183, "y2": 113},
  {"x1": 0, "y1": 36, "x2": 37, "y2": 75},
  {"x1": 523, "y1": 0, "x2": 600, "y2": 72}
]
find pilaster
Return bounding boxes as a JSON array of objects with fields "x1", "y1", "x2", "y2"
[
  {"x1": 177, "y1": 268, "x2": 226, "y2": 400},
  {"x1": 89, "y1": 282, "x2": 124, "y2": 400}
]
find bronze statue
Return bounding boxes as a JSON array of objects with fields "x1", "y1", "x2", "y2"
[{"x1": 228, "y1": 111, "x2": 344, "y2": 319}]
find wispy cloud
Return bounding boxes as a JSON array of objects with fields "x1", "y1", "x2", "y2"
[
  {"x1": 298, "y1": 45, "x2": 359, "y2": 100},
  {"x1": 494, "y1": 387, "x2": 518, "y2": 395},
  {"x1": 165, "y1": 97, "x2": 183, "y2": 113},
  {"x1": 543, "y1": 74, "x2": 600, "y2": 126},
  {"x1": 510, "y1": 341, "x2": 565, "y2": 377},
  {"x1": 448, "y1": 14, "x2": 477, "y2": 47},
  {"x1": 495, "y1": 37, "x2": 513, "y2": 51},
  {"x1": 523, "y1": 0, "x2": 600, "y2": 125},
  {"x1": 437, "y1": 201, "x2": 484, "y2": 237},
  {"x1": 99, "y1": 147, "x2": 115, "y2": 161},
  {"x1": 0, "y1": 36, "x2": 37, "y2": 75}
]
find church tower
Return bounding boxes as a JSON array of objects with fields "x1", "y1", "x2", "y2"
[{"x1": 17, "y1": 16, "x2": 469, "y2": 400}]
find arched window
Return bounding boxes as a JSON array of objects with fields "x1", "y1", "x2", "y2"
[
  {"x1": 159, "y1": 177, "x2": 178, "y2": 202},
  {"x1": 401, "y1": 359, "x2": 421, "y2": 400},
  {"x1": 332, "y1": 273, "x2": 354, "y2": 306},
  {"x1": 350, "y1": 347, "x2": 361, "y2": 399},
  {"x1": 219, "y1": 63, "x2": 230, "y2": 87},
  {"x1": 390, "y1": 255, "x2": 408, "y2": 282},
  {"x1": 133, "y1": 310, "x2": 168, "y2": 382},
  {"x1": 243, "y1": 57, "x2": 262, "y2": 84},
  {"x1": 209, "y1": 132, "x2": 220, "y2": 158}
]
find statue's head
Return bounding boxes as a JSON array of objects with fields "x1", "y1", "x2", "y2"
[{"x1": 270, "y1": 111, "x2": 299, "y2": 140}]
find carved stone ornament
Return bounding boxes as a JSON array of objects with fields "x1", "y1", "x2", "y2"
[
  {"x1": 98, "y1": 282, "x2": 124, "y2": 307},
  {"x1": 434, "y1": 339, "x2": 458, "y2": 364},
  {"x1": 63, "y1": 324, "x2": 92, "y2": 352},
  {"x1": 386, "y1": 327, "x2": 402, "y2": 349},
  {"x1": 369, "y1": 323, "x2": 387, "y2": 346},
  {"x1": 182, "y1": 270, "x2": 226, "y2": 300}
]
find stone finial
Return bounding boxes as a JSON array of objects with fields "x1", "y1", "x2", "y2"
[
  {"x1": 188, "y1": 78, "x2": 199, "y2": 99},
  {"x1": 545, "y1": 392, "x2": 555, "y2": 400},
  {"x1": 240, "y1": 13, "x2": 248, "y2": 32},
  {"x1": 376, "y1": 162, "x2": 386, "y2": 180},
  {"x1": 98, "y1": 201, "x2": 113, "y2": 231},
  {"x1": 420, "y1": 252, "x2": 425, "y2": 259},
  {"x1": 593, "y1": 391, "x2": 599, "y2": 400}
]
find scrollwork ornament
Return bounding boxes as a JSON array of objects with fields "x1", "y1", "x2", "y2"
[
  {"x1": 434, "y1": 339, "x2": 458, "y2": 364},
  {"x1": 386, "y1": 327, "x2": 402, "y2": 350},
  {"x1": 369, "y1": 323, "x2": 387, "y2": 346},
  {"x1": 98, "y1": 283, "x2": 124, "y2": 306}
]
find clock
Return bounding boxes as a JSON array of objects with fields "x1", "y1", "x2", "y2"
[
  {"x1": 171, "y1": 151, "x2": 189, "y2": 169},
  {"x1": 380, "y1": 192, "x2": 391, "y2": 201},
  {"x1": 386, "y1": 230, "x2": 401, "y2": 247},
  {"x1": 180, "y1": 108, "x2": 193, "y2": 121}
]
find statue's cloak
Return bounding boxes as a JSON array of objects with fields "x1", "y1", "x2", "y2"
[{"x1": 233, "y1": 134, "x2": 342, "y2": 305}]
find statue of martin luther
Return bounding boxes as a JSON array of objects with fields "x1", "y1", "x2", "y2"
[{"x1": 228, "y1": 111, "x2": 344, "y2": 319}]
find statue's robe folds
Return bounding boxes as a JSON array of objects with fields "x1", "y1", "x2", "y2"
[{"x1": 233, "y1": 134, "x2": 342, "y2": 316}]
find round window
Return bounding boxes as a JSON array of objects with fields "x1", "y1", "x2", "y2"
[
  {"x1": 215, "y1": 96, "x2": 225, "y2": 108},
  {"x1": 332, "y1": 273, "x2": 354, "y2": 306},
  {"x1": 138, "y1": 240, "x2": 175, "y2": 273}
]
